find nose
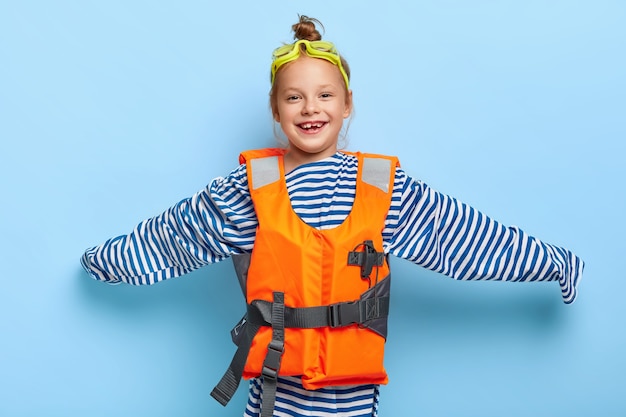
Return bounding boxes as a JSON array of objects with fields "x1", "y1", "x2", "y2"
[{"x1": 302, "y1": 99, "x2": 320, "y2": 115}]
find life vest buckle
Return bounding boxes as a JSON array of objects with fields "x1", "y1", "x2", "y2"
[
  {"x1": 262, "y1": 340, "x2": 284, "y2": 380},
  {"x1": 329, "y1": 300, "x2": 359, "y2": 328}
]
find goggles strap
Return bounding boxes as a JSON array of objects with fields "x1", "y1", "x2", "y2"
[{"x1": 271, "y1": 40, "x2": 349, "y2": 88}]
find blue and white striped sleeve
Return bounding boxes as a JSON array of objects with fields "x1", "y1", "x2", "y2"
[
  {"x1": 80, "y1": 164, "x2": 258, "y2": 285},
  {"x1": 384, "y1": 168, "x2": 584, "y2": 304}
]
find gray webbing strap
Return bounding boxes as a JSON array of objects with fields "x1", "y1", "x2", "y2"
[
  {"x1": 210, "y1": 297, "x2": 275, "y2": 406},
  {"x1": 210, "y1": 320, "x2": 261, "y2": 406},
  {"x1": 260, "y1": 292, "x2": 285, "y2": 417},
  {"x1": 248, "y1": 297, "x2": 390, "y2": 331},
  {"x1": 211, "y1": 292, "x2": 390, "y2": 410}
]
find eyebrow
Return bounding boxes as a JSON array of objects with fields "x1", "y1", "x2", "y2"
[{"x1": 280, "y1": 84, "x2": 340, "y2": 93}]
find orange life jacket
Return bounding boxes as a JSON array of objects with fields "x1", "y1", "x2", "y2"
[{"x1": 212, "y1": 148, "x2": 399, "y2": 413}]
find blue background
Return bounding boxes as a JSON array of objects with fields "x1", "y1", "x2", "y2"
[{"x1": 1, "y1": 1, "x2": 624, "y2": 416}]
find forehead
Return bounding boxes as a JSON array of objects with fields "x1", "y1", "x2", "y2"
[{"x1": 275, "y1": 56, "x2": 345, "y2": 90}]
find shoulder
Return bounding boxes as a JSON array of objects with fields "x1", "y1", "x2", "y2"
[
  {"x1": 239, "y1": 148, "x2": 286, "y2": 163},
  {"x1": 208, "y1": 163, "x2": 250, "y2": 198},
  {"x1": 341, "y1": 150, "x2": 399, "y2": 164}
]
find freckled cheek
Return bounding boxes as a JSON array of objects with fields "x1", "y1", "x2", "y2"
[{"x1": 279, "y1": 108, "x2": 301, "y2": 124}]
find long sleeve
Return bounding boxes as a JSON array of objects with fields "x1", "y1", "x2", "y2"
[
  {"x1": 384, "y1": 169, "x2": 584, "y2": 304},
  {"x1": 80, "y1": 164, "x2": 258, "y2": 285},
  {"x1": 80, "y1": 152, "x2": 584, "y2": 416}
]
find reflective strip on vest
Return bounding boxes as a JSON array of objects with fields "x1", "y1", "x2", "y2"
[
  {"x1": 361, "y1": 157, "x2": 393, "y2": 193},
  {"x1": 249, "y1": 156, "x2": 280, "y2": 190},
  {"x1": 248, "y1": 154, "x2": 393, "y2": 191}
]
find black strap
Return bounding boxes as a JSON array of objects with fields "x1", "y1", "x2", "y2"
[
  {"x1": 248, "y1": 297, "x2": 389, "y2": 329},
  {"x1": 260, "y1": 292, "x2": 285, "y2": 417},
  {"x1": 210, "y1": 319, "x2": 261, "y2": 406},
  {"x1": 211, "y1": 295, "x2": 389, "y2": 410}
]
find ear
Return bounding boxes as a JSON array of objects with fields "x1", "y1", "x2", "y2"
[
  {"x1": 271, "y1": 101, "x2": 280, "y2": 123},
  {"x1": 343, "y1": 89, "x2": 353, "y2": 119}
]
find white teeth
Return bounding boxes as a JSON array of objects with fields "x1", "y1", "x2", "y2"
[{"x1": 301, "y1": 122, "x2": 323, "y2": 129}]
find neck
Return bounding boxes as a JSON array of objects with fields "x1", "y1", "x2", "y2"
[{"x1": 283, "y1": 147, "x2": 338, "y2": 173}]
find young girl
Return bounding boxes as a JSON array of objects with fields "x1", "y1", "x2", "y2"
[{"x1": 81, "y1": 16, "x2": 584, "y2": 417}]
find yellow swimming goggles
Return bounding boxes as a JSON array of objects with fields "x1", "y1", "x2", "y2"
[{"x1": 271, "y1": 39, "x2": 350, "y2": 88}]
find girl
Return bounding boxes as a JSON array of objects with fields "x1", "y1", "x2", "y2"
[{"x1": 81, "y1": 16, "x2": 584, "y2": 417}]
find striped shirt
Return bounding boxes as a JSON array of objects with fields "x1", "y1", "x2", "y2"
[{"x1": 81, "y1": 151, "x2": 583, "y2": 416}]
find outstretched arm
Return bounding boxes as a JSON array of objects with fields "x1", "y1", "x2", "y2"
[
  {"x1": 384, "y1": 169, "x2": 583, "y2": 303},
  {"x1": 81, "y1": 164, "x2": 257, "y2": 285}
]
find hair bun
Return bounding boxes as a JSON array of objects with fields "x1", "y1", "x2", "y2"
[{"x1": 292, "y1": 15, "x2": 324, "y2": 41}]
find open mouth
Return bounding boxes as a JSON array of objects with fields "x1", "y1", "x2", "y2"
[{"x1": 298, "y1": 121, "x2": 327, "y2": 133}]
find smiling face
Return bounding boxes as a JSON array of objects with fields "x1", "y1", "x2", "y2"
[{"x1": 271, "y1": 56, "x2": 352, "y2": 171}]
